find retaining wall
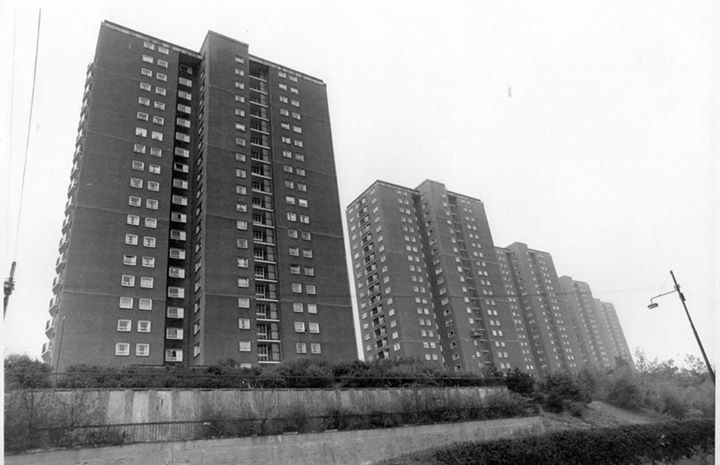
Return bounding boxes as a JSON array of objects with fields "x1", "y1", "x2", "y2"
[{"x1": 6, "y1": 385, "x2": 506, "y2": 424}]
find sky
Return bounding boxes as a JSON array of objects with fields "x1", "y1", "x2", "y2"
[{"x1": 1, "y1": 0, "x2": 717, "y2": 368}]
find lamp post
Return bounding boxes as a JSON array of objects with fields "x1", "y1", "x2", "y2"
[{"x1": 648, "y1": 270, "x2": 714, "y2": 385}]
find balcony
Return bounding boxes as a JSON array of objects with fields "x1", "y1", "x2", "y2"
[
  {"x1": 45, "y1": 318, "x2": 56, "y2": 337},
  {"x1": 249, "y1": 82, "x2": 268, "y2": 93},
  {"x1": 253, "y1": 247, "x2": 276, "y2": 263},
  {"x1": 55, "y1": 254, "x2": 67, "y2": 272},
  {"x1": 52, "y1": 274, "x2": 63, "y2": 291},
  {"x1": 41, "y1": 341, "x2": 52, "y2": 357},
  {"x1": 249, "y1": 72, "x2": 267, "y2": 82},
  {"x1": 252, "y1": 213, "x2": 274, "y2": 228},
  {"x1": 251, "y1": 180, "x2": 273, "y2": 195},
  {"x1": 251, "y1": 196, "x2": 273, "y2": 211}
]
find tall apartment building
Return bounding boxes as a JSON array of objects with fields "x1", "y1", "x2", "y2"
[
  {"x1": 346, "y1": 180, "x2": 532, "y2": 374},
  {"x1": 496, "y1": 243, "x2": 582, "y2": 374},
  {"x1": 42, "y1": 22, "x2": 356, "y2": 370},
  {"x1": 557, "y1": 277, "x2": 610, "y2": 369},
  {"x1": 595, "y1": 300, "x2": 633, "y2": 366}
]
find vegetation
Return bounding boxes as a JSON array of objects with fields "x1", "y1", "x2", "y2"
[
  {"x1": 5, "y1": 356, "x2": 505, "y2": 390},
  {"x1": 380, "y1": 420, "x2": 715, "y2": 465}
]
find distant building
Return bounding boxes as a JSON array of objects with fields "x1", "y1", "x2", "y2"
[
  {"x1": 596, "y1": 300, "x2": 634, "y2": 366},
  {"x1": 346, "y1": 180, "x2": 533, "y2": 374},
  {"x1": 496, "y1": 243, "x2": 582, "y2": 374},
  {"x1": 43, "y1": 21, "x2": 356, "y2": 370},
  {"x1": 557, "y1": 277, "x2": 613, "y2": 369}
]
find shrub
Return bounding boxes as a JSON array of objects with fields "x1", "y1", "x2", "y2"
[
  {"x1": 538, "y1": 372, "x2": 590, "y2": 413},
  {"x1": 504, "y1": 368, "x2": 535, "y2": 396},
  {"x1": 606, "y1": 374, "x2": 643, "y2": 410},
  {"x1": 4, "y1": 354, "x2": 51, "y2": 390},
  {"x1": 380, "y1": 419, "x2": 715, "y2": 465}
]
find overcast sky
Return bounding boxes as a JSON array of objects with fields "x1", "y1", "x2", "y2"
[{"x1": 1, "y1": 0, "x2": 717, "y2": 368}]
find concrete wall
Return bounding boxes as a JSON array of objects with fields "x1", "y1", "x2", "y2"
[
  {"x1": 6, "y1": 385, "x2": 505, "y2": 425},
  {"x1": 6, "y1": 416, "x2": 545, "y2": 465}
]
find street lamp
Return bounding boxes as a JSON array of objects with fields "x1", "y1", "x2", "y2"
[{"x1": 648, "y1": 270, "x2": 714, "y2": 385}]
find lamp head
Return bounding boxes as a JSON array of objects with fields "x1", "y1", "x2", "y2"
[{"x1": 648, "y1": 302, "x2": 659, "y2": 309}]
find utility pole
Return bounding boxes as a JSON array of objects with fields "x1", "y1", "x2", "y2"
[
  {"x1": 3, "y1": 261, "x2": 16, "y2": 318},
  {"x1": 669, "y1": 271, "x2": 715, "y2": 385}
]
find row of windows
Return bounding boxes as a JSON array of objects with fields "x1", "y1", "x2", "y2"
[
  {"x1": 121, "y1": 275, "x2": 154, "y2": 288},
  {"x1": 117, "y1": 319, "x2": 151, "y2": 332},
  {"x1": 126, "y1": 215, "x2": 157, "y2": 228},
  {"x1": 125, "y1": 234, "x2": 156, "y2": 247},
  {"x1": 290, "y1": 283, "x2": 316, "y2": 294},
  {"x1": 115, "y1": 343, "x2": 150, "y2": 356},
  {"x1": 128, "y1": 196, "x2": 159, "y2": 209},
  {"x1": 295, "y1": 343, "x2": 322, "y2": 354},
  {"x1": 142, "y1": 41, "x2": 169, "y2": 55},
  {"x1": 141, "y1": 54, "x2": 169, "y2": 68},
  {"x1": 294, "y1": 321, "x2": 320, "y2": 333},
  {"x1": 131, "y1": 160, "x2": 161, "y2": 174}
]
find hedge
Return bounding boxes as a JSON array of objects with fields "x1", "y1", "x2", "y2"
[{"x1": 382, "y1": 419, "x2": 714, "y2": 465}]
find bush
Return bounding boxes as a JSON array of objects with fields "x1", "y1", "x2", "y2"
[
  {"x1": 380, "y1": 419, "x2": 715, "y2": 465},
  {"x1": 538, "y1": 372, "x2": 590, "y2": 413},
  {"x1": 504, "y1": 368, "x2": 535, "y2": 396},
  {"x1": 4, "y1": 354, "x2": 51, "y2": 390},
  {"x1": 606, "y1": 374, "x2": 643, "y2": 410}
]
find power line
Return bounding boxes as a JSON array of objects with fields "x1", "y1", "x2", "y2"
[{"x1": 13, "y1": 9, "x2": 42, "y2": 259}]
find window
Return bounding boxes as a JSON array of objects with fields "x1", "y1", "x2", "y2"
[
  {"x1": 286, "y1": 212, "x2": 297, "y2": 222},
  {"x1": 237, "y1": 258, "x2": 249, "y2": 268},
  {"x1": 294, "y1": 321, "x2": 305, "y2": 332},
  {"x1": 237, "y1": 277, "x2": 249, "y2": 288},
  {"x1": 291, "y1": 283, "x2": 302, "y2": 294},
  {"x1": 301, "y1": 231, "x2": 311, "y2": 241},
  {"x1": 157, "y1": 59, "x2": 168, "y2": 68},
  {"x1": 154, "y1": 101, "x2": 166, "y2": 111},
  {"x1": 141, "y1": 256, "x2": 155, "y2": 268},
  {"x1": 299, "y1": 215, "x2": 310, "y2": 224},
  {"x1": 143, "y1": 41, "x2": 155, "y2": 50},
  {"x1": 142, "y1": 54, "x2": 153, "y2": 63},
  {"x1": 166, "y1": 328, "x2": 183, "y2": 339},
  {"x1": 165, "y1": 349, "x2": 183, "y2": 362},
  {"x1": 238, "y1": 297, "x2": 250, "y2": 308},
  {"x1": 297, "y1": 183, "x2": 307, "y2": 192},
  {"x1": 179, "y1": 77, "x2": 192, "y2": 87},
  {"x1": 167, "y1": 306, "x2": 184, "y2": 318},
  {"x1": 121, "y1": 275, "x2": 135, "y2": 287},
  {"x1": 115, "y1": 343, "x2": 130, "y2": 356},
  {"x1": 158, "y1": 46, "x2": 169, "y2": 55},
  {"x1": 135, "y1": 344, "x2": 150, "y2": 357},
  {"x1": 117, "y1": 319, "x2": 131, "y2": 332},
  {"x1": 147, "y1": 181, "x2": 160, "y2": 191},
  {"x1": 155, "y1": 87, "x2": 167, "y2": 96},
  {"x1": 238, "y1": 341, "x2": 251, "y2": 352},
  {"x1": 310, "y1": 343, "x2": 321, "y2": 354},
  {"x1": 141, "y1": 68, "x2": 152, "y2": 77},
  {"x1": 133, "y1": 144, "x2": 146, "y2": 154},
  {"x1": 138, "y1": 96, "x2": 150, "y2": 106},
  {"x1": 168, "y1": 286, "x2": 185, "y2": 298},
  {"x1": 302, "y1": 249, "x2": 313, "y2": 258},
  {"x1": 137, "y1": 320, "x2": 151, "y2": 333},
  {"x1": 238, "y1": 318, "x2": 251, "y2": 329},
  {"x1": 309, "y1": 322, "x2": 319, "y2": 333},
  {"x1": 156, "y1": 73, "x2": 167, "y2": 82},
  {"x1": 140, "y1": 277, "x2": 154, "y2": 288},
  {"x1": 236, "y1": 220, "x2": 248, "y2": 230},
  {"x1": 143, "y1": 236, "x2": 156, "y2": 248},
  {"x1": 125, "y1": 234, "x2": 139, "y2": 245},
  {"x1": 279, "y1": 95, "x2": 288, "y2": 103},
  {"x1": 127, "y1": 215, "x2": 140, "y2": 226},
  {"x1": 149, "y1": 164, "x2": 161, "y2": 174},
  {"x1": 306, "y1": 284, "x2": 316, "y2": 295},
  {"x1": 296, "y1": 168, "x2": 306, "y2": 177},
  {"x1": 151, "y1": 131, "x2": 163, "y2": 141},
  {"x1": 128, "y1": 196, "x2": 141, "y2": 207},
  {"x1": 132, "y1": 160, "x2": 145, "y2": 171},
  {"x1": 307, "y1": 303, "x2": 318, "y2": 314},
  {"x1": 137, "y1": 111, "x2": 149, "y2": 121},
  {"x1": 119, "y1": 296, "x2": 134, "y2": 309},
  {"x1": 304, "y1": 266, "x2": 314, "y2": 276},
  {"x1": 138, "y1": 298, "x2": 152, "y2": 310},
  {"x1": 170, "y1": 229, "x2": 186, "y2": 241},
  {"x1": 146, "y1": 199, "x2": 159, "y2": 210},
  {"x1": 293, "y1": 302, "x2": 304, "y2": 313},
  {"x1": 140, "y1": 82, "x2": 152, "y2": 91},
  {"x1": 298, "y1": 199, "x2": 308, "y2": 208},
  {"x1": 296, "y1": 342, "x2": 307, "y2": 354},
  {"x1": 289, "y1": 247, "x2": 299, "y2": 256}
]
